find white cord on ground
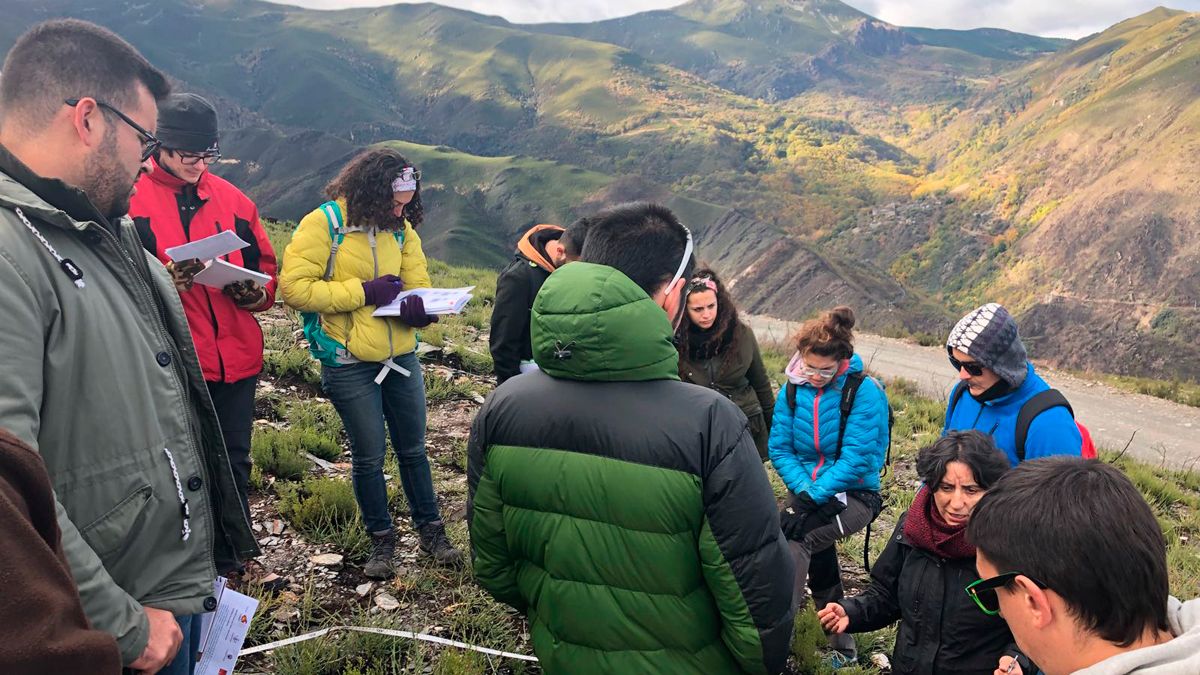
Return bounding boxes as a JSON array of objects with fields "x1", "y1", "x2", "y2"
[{"x1": 239, "y1": 625, "x2": 538, "y2": 662}]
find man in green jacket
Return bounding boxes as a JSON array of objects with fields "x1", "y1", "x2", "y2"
[
  {"x1": 468, "y1": 203, "x2": 795, "y2": 674},
  {"x1": 0, "y1": 20, "x2": 258, "y2": 673}
]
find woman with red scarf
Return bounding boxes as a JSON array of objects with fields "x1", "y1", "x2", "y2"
[{"x1": 818, "y1": 431, "x2": 1032, "y2": 675}]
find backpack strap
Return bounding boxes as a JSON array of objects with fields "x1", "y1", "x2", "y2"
[
  {"x1": 1015, "y1": 389, "x2": 1073, "y2": 462},
  {"x1": 946, "y1": 380, "x2": 969, "y2": 429},
  {"x1": 319, "y1": 201, "x2": 346, "y2": 281},
  {"x1": 834, "y1": 372, "x2": 867, "y2": 464},
  {"x1": 786, "y1": 381, "x2": 798, "y2": 412}
]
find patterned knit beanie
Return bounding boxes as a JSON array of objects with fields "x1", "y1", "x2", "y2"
[{"x1": 946, "y1": 303, "x2": 1028, "y2": 388}]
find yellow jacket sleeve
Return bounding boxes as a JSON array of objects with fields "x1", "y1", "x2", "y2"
[
  {"x1": 280, "y1": 209, "x2": 367, "y2": 313},
  {"x1": 399, "y1": 223, "x2": 432, "y2": 290}
]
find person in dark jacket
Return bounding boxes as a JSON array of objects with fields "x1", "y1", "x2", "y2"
[
  {"x1": 128, "y1": 94, "x2": 278, "y2": 575},
  {"x1": 818, "y1": 431, "x2": 1024, "y2": 675},
  {"x1": 468, "y1": 203, "x2": 795, "y2": 674},
  {"x1": 676, "y1": 267, "x2": 775, "y2": 459},
  {"x1": 0, "y1": 428, "x2": 121, "y2": 675},
  {"x1": 769, "y1": 306, "x2": 890, "y2": 665},
  {"x1": 489, "y1": 223, "x2": 566, "y2": 384},
  {"x1": 943, "y1": 303, "x2": 1081, "y2": 465}
]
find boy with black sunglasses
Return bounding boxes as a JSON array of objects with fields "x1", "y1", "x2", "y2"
[
  {"x1": 942, "y1": 303, "x2": 1083, "y2": 466},
  {"x1": 967, "y1": 457, "x2": 1199, "y2": 675}
]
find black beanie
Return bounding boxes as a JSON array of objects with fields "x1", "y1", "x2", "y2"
[{"x1": 156, "y1": 93, "x2": 218, "y2": 153}]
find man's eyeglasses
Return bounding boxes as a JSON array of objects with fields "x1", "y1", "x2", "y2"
[
  {"x1": 65, "y1": 98, "x2": 161, "y2": 162},
  {"x1": 965, "y1": 572, "x2": 1048, "y2": 616},
  {"x1": 949, "y1": 354, "x2": 986, "y2": 377},
  {"x1": 173, "y1": 149, "x2": 222, "y2": 166}
]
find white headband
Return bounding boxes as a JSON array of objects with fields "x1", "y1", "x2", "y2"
[{"x1": 392, "y1": 167, "x2": 419, "y2": 193}]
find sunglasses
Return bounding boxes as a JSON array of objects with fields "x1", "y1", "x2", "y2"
[
  {"x1": 65, "y1": 98, "x2": 161, "y2": 162},
  {"x1": 949, "y1": 355, "x2": 987, "y2": 377},
  {"x1": 965, "y1": 572, "x2": 1048, "y2": 616}
]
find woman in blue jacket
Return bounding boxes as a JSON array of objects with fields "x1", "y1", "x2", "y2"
[{"x1": 769, "y1": 306, "x2": 890, "y2": 666}]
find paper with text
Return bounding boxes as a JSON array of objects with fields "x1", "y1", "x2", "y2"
[
  {"x1": 197, "y1": 577, "x2": 258, "y2": 675},
  {"x1": 165, "y1": 230, "x2": 249, "y2": 262},
  {"x1": 194, "y1": 258, "x2": 271, "y2": 289},
  {"x1": 373, "y1": 286, "x2": 475, "y2": 316}
]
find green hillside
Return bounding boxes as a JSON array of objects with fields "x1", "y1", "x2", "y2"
[
  {"x1": 531, "y1": 0, "x2": 1065, "y2": 102},
  {"x1": 825, "y1": 7, "x2": 1200, "y2": 378},
  {"x1": 5, "y1": 1, "x2": 1200, "y2": 377}
]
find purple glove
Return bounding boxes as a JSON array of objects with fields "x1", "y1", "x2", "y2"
[
  {"x1": 397, "y1": 295, "x2": 438, "y2": 328},
  {"x1": 362, "y1": 275, "x2": 403, "y2": 307}
]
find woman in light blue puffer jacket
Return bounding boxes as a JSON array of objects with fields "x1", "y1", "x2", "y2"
[{"x1": 768, "y1": 306, "x2": 890, "y2": 666}]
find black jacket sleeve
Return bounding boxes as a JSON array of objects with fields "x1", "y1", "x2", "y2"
[
  {"x1": 700, "y1": 402, "x2": 796, "y2": 675},
  {"x1": 489, "y1": 260, "x2": 529, "y2": 384},
  {"x1": 841, "y1": 517, "x2": 906, "y2": 633}
]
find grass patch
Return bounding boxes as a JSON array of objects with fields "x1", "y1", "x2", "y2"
[
  {"x1": 265, "y1": 345, "x2": 322, "y2": 388},
  {"x1": 277, "y1": 476, "x2": 373, "y2": 561},
  {"x1": 424, "y1": 370, "x2": 487, "y2": 403},
  {"x1": 1077, "y1": 371, "x2": 1200, "y2": 409},
  {"x1": 252, "y1": 429, "x2": 313, "y2": 481},
  {"x1": 285, "y1": 399, "x2": 345, "y2": 447}
]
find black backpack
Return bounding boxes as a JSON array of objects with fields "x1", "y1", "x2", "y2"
[
  {"x1": 785, "y1": 372, "x2": 895, "y2": 470},
  {"x1": 945, "y1": 382, "x2": 1094, "y2": 461},
  {"x1": 785, "y1": 372, "x2": 894, "y2": 571}
]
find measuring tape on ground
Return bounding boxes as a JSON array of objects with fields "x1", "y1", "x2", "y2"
[{"x1": 239, "y1": 625, "x2": 538, "y2": 662}]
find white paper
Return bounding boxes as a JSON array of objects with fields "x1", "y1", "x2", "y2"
[
  {"x1": 373, "y1": 286, "x2": 475, "y2": 317},
  {"x1": 165, "y1": 230, "x2": 249, "y2": 262},
  {"x1": 196, "y1": 577, "x2": 258, "y2": 675},
  {"x1": 193, "y1": 258, "x2": 272, "y2": 289}
]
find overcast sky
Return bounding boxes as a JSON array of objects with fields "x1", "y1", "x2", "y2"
[{"x1": 269, "y1": 0, "x2": 1200, "y2": 38}]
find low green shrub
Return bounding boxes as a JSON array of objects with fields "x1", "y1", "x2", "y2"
[{"x1": 251, "y1": 429, "x2": 312, "y2": 480}]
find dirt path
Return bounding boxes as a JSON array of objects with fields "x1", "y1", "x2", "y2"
[{"x1": 748, "y1": 315, "x2": 1200, "y2": 469}]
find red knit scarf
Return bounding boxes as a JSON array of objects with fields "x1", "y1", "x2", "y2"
[{"x1": 902, "y1": 486, "x2": 976, "y2": 560}]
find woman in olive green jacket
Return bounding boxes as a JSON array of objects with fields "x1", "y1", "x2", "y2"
[{"x1": 676, "y1": 267, "x2": 776, "y2": 459}]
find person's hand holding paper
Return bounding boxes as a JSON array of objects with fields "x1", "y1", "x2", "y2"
[
  {"x1": 223, "y1": 280, "x2": 268, "y2": 309},
  {"x1": 166, "y1": 258, "x2": 205, "y2": 292}
]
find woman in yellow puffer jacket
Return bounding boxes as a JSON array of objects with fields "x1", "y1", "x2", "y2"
[{"x1": 281, "y1": 147, "x2": 462, "y2": 579}]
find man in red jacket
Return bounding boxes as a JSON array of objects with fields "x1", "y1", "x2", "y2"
[{"x1": 128, "y1": 93, "x2": 277, "y2": 575}]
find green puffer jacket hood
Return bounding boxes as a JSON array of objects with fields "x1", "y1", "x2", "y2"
[{"x1": 531, "y1": 262, "x2": 680, "y2": 382}]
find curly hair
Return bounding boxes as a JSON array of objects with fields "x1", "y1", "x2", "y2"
[
  {"x1": 324, "y1": 147, "x2": 424, "y2": 231},
  {"x1": 793, "y1": 306, "x2": 856, "y2": 361},
  {"x1": 676, "y1": 266, "x2": 740, "y2": 359}
]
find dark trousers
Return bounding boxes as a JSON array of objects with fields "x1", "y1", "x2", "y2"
[
  {"x1": 208, "y1": 376, "x2": 256, "y2": 574},
  {"x1": 788, "y1": 492, "x2": 874, "y2": 659}
]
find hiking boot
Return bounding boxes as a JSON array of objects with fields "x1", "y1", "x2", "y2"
[
  {"x1": 364, "y1": 530, "x2": 397, "y2": 580},
  {"x1": 418, "y1": 520, "x2": 463, "y2": 567}
]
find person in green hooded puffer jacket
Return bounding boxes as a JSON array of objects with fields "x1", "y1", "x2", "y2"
[{"x1": 467, "y1": 202, "x2": 795, "y2": 675}]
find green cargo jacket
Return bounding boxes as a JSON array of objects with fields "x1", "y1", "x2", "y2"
[{"x1": 0, "y1": 152, "x2": 258, "y2": 664}]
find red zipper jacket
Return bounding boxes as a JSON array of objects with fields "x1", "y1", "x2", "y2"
[{"x1": 129, "y1": 160, "x2": 277, "y2": 383}]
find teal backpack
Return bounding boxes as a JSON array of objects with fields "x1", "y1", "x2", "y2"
[{"x1": 299, "y1": 201, "x2": 404, "y2": 367}]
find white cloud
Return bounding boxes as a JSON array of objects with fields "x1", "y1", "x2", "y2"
[
  {"x1": 265, "y1": 0, "x2": 684, "y2": 24},
  {"x1": 845, "y1": 0, "x2": 1200, "y2": 38},
  {"x1": 265, "y1": 0, "x2": 1200, "y2": 36}
]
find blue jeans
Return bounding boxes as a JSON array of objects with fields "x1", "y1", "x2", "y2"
[
  {"x1": 157, "y1": 613, "x2": 203, "y2": 675},
  {"x1": 321, "y1": 353, "x2": 441, "y2": 532}
]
